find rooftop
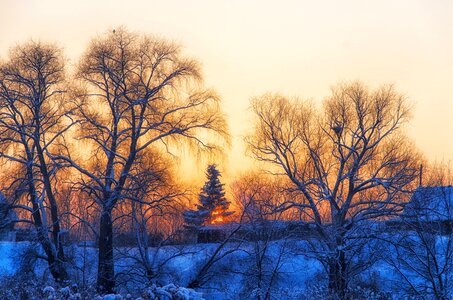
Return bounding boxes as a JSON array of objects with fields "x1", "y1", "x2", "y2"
[{"x1": 403, "y1": 186, "x2": 453, "y2": 221}]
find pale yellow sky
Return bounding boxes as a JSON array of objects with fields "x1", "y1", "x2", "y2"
[{"x1": 1, "y1": 0, "x2": 452, "y2": 181}]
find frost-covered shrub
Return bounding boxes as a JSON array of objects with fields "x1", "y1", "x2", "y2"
[
  {"x1": 303, "y1": 285, "x2": 392, "y2": 300},
  {"x1": 143, "y1": 284, "x2": 204, "y2": 300},
  {"x1": 98, "y1": 294, "x2": 124, "y2": 300},
  {"x1": 302, "y1": 284, "x2": 330, "y2": 300},
  {"x1": 15, "y1": 243, "x2": 41, "y2": 277},
  {"x1": 43, "y1": 286, "x2": 56, "y2": 299},
  {"x1": 0, "y1": 273, "x2": 44, "y2": 300},
  {"x1": 347, "y1": 287, "x2": 390, "y2": 300},
  {"x1": 41, "y1": 284, "x2": 84, "y2": 300}
]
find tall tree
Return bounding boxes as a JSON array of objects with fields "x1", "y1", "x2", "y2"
[
  {"x1": 0, "y1": 41, "x2": 72, "y2": 283},
  {"x1": 184, "y1": 164, "x2": 233, "y2": 227},
  {"x1": 56, "y1": 28, "x2": 228, "y2": 293},
  {"x1": 246, "y1": 82, "x2": 420, "y2": 299}
]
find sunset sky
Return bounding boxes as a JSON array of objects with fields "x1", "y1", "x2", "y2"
[{"x1": 1, "y1": 0, "x2": 452, "y2": 181}]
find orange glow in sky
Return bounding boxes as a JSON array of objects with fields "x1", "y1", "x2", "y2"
[{"x1": 1, "y1": 0, "x2": 452, "y2": 182}]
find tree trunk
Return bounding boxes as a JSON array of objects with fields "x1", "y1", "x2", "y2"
[
  {"x1": 27, "y1": 164, "x2": 68, "y2": 283},
  {"x1": 37, "y1": 226, "x2": 68, "y2": 283},
  {"x1": 36, "y1": 145, "x2": 68, "y2": 280},
  {"x1": 97, "y1": 208, "x2": 115, "y2": 293},
  {"x1": 328, "y1": 248, "x2": 347, "y2": 300}
]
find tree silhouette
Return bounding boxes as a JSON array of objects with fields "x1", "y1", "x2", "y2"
[
  {"x1": 0, "y1": 41, "x2": 72, "y2": 283},
  {"x1": 54, "y1": 28, "x2": 228, "y2": 293},
  {"x1": 246, "y1": 82, "x2": 420, "y2": 298},
  {"x1": 184, "y1": 164, "x2": 233, "y2": 227}
]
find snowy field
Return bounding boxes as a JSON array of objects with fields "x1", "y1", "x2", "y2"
[{"x1": 0, "y1": 235, "x2": 451, "y2": 299}]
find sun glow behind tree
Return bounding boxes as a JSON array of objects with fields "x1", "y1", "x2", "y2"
[{"x1": 184, "y1": 164, "x2": 233, "y2": 227}]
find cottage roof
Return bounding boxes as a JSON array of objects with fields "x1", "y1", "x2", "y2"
[{"x1": 404, "y1": 186, "x2": 453, "y2": 221}]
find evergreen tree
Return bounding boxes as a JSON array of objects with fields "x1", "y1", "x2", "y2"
[{"x1": 184, "y1": 164, "x2": 233, "y2": 227}]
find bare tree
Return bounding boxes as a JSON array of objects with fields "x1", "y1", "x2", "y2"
[
  {"x1": 246, "y1": 82, "x2": 420, "y2": 298},
  {"x1": 0, "y1": 41, "x2": 74, "y2": 283},
  {"x1": 54, "y1": 28, "x2": 228, "y2": 293},
  {"x1": 114, "y1": 149, "x2": 188, "y2": 288},
  {"x1": 232, "y1": 171, "x2": 295, "y2": 223},
  {"x1": 232, "y1": 172, "x2": 295, "y2": 300},
  {"x1": 186, "y1": 223, "x2": 243, "y2": 290}
]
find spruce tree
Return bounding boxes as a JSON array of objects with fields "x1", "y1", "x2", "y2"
[{"x1": 184, "y1": 164, "x2": 233, "y2": 227}]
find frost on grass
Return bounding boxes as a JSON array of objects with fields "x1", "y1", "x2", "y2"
[{"x1": 143, "y1": 284, "x2": 204, "y2": 300}]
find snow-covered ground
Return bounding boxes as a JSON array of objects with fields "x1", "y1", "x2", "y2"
[
  {"x1": 0, "y1": 236, "x2": 451, "y2": 299},
  {"x1": 0, "y1": 241, "x2": 29, "y2": 275}
]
